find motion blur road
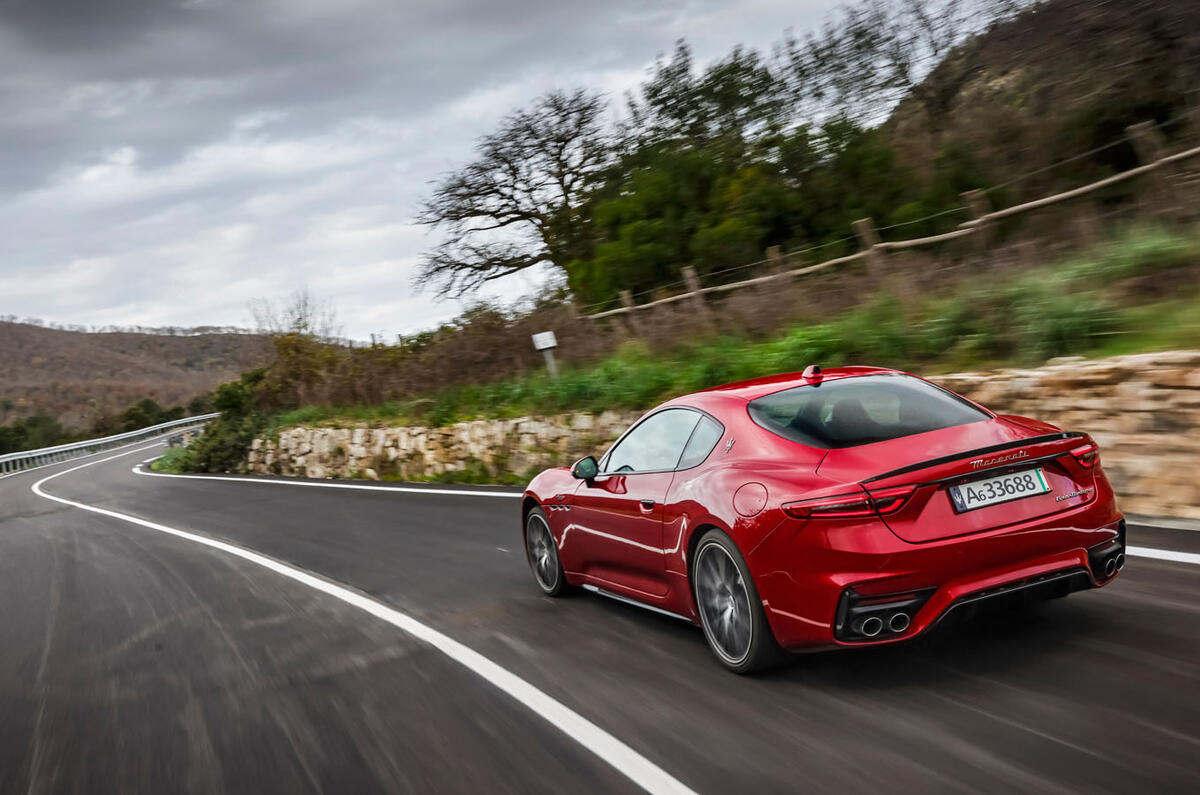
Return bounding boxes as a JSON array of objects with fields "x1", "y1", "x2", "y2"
[{"x1": 1, "y1": 442, "x2": 1198, "y2": 794}]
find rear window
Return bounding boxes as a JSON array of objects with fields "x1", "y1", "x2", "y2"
[{"x1": 747, "y1": 374, "x2": 989, "y2": 449}]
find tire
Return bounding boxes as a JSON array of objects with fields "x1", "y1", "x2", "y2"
[
  {"x1": 524, "y1": 507, "x2": 569, "y2": 596},
  {"x1": 692, "y1": 529, "x2": 782, "y2": 674}
]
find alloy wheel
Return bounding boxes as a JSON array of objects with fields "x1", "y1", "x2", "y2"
[
  {"x1": 525, "y1": 512, "x2": 560, "y2": 592},
  {"x1": 695, "y1": 541, "x2": 753, "y2": 665}
]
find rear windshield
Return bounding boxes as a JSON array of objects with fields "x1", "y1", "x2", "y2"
[{"x1": 747, "y1": 374, "x2": 989, "y2": 449}]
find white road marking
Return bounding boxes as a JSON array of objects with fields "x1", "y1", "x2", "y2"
[
  {"x1": 132, "y1": 458, "x2": 1200, "y2": 570},
  {"x1": 0, "y1": 438, "x2": 176, "y2": 481},
  {"x1": 133, "y1": 463, "x2": 522, "y2": 499},
  {"x1": 1127, "y1": 546, "x2": 1200, "y2": 566},
  {"x1": 31, "y1": 445, "x2": 695, "y2": 795}
]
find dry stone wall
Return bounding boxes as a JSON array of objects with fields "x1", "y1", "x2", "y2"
[
  {"x1": 245, "y1": 350, "x2": 1200, "y2": 519},
  {"x1": 936, "y1": 351, "x2": 1200, "y2": 519},
  {"x1": 247, "y1": 411, "x2": 642, "y2": 485}
]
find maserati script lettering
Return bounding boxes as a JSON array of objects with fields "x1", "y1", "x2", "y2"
[{"x1": 970, "y1": 450, "x2": 1029, "y2": 469}]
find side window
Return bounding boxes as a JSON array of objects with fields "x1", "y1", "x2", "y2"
[
  {"x1": 605, "y1": 409, "x2": 700, "y2": 473},
  {"x1": 678, "y1": 415, "x2": 724, "y2": 469}
]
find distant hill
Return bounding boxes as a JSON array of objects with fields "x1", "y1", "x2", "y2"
[{"x1": 0, "y1": 321, "x2": 272, "y2": 429}]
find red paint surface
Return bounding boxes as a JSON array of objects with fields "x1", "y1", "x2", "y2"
[{"x1": 523, "y1": 367, "x2": 1123, "y2": 651}]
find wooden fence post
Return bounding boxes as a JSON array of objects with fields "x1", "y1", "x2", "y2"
[
  {"x1": 962, "y1": 189, "x2": 992, "y2": 258},
  {"x1": 765, "y1": 245, "x2": 785, "y2": 271},
  {"x1": 1126, "y1": 121, "x2": 1166, "y2": 164},
  {"x1": 681, "y1": 266, "x2": 716, "y2": 332},
  {"x1": 854, "y1": 218, "x2": 885, "y2": 278},
  {"x1": 1126, "y1": 121, "x2": 1176, "y2": 218},
  {"x1": 619, "y1": 289, "x2": 642, "y2": 339}
]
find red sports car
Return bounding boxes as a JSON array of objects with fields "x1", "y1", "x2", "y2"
[{"x1": 521, "y1": 366, "x2": 1125, "y2": 673}]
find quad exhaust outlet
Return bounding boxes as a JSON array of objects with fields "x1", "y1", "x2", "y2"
[
  {"x1": 857, "y1": 616, "x2": 884, "y2": 637},
  {"x1": 888, "y1": 612, "x2": 910, "y2": 633}
]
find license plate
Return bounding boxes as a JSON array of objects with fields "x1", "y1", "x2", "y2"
[{"x1": 948, "y1": 468, "x2": 1050, "y2": 513}]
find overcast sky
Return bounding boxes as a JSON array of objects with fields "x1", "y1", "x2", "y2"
[{"x1": 0, "y1": 0, "x2": 839, "y2": 340}]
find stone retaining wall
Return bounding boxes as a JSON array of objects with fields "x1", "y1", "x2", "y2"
[{"x1": 245, "y1": 350, "x2": 1200, "y2": 519}]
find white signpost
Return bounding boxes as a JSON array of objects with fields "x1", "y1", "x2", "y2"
[{"x1": 531, "y1": 331, "x2": 559, "y2": 379}]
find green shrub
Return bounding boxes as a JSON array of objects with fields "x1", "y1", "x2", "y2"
[
  {"x1": 151, "y1": 447, "x2": 194, "y2": 473},
  {"x1": 276, "y1": 405, "x2": 329, "y2": 426}
]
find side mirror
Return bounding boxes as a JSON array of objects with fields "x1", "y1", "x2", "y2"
[{"x1": 570, "y1": 456, "x2": 599, "y2": 481}]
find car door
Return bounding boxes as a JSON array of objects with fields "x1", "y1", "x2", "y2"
[{"x1": 570, "y1": 408, "x2": 701, "y2": 598}]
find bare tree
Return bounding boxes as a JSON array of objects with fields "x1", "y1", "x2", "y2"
[
  {"x1": 416, "y1": 88, "x2": 612, "y2": 297},
  {"x1": 249, "y1": 288, "x2": 341, "y2": 341},
  {"x1": 780, "y1": 0, "x2": 1036, "y2": 125}
]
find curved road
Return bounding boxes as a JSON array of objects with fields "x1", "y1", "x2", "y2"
[{"x1": 1, "y1": 442, "x2": 1198, "y2": 793}]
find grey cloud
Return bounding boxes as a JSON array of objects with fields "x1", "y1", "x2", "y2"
[{"x1": 0, "y1": 0, "x2": 836, "y2": 338}]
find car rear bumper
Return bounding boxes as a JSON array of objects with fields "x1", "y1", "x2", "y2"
[{"x1": 750, "y1": 496, "x2": 1124, "y2": 651}]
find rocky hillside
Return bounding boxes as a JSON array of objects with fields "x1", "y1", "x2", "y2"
[
  {"x1": 0, "y1": 321, "x2": 272, "y2": 428},
  {"x1": 887, "y1": 0, "x2": 1200, "y2": 197}
]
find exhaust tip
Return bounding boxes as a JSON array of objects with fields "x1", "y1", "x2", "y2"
[
  {"x1": 1115, "y1": 552, "x2": 1126, "y2": 571},
  {"x1": 888, "y1": 612, "x2": 911, "y2": 633},
  {"x1": 1104, "y1": 557, "x2": 1117, "y2": 578},
  {"x1": 858, "y1": 616, "x2": 884, "y2": 637}
]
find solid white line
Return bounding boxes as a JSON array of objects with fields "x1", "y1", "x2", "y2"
[
  {"x1": 133, "y1": 464, "x2": 522, "y2": 499},
  {"x1": 31, "y1": 446, "x2": 694, "y2": 795},
  {"x1": 1127, "y1": 545, "x2": 1200, "y2": 566},
  {"x1": 1126, "y1": 515, "x2": 1200, "y2": 533}
]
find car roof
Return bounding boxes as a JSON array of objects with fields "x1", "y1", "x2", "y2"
[{"x1": 691, "y1": 366, "x2": 902, "y2": 402}]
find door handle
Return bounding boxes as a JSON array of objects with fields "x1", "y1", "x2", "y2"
[{"x1": 639, "y1": 499, "x2": 656, "y2": 510}]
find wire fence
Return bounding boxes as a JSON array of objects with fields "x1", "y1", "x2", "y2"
[{"x1": 580, "y1": 112, "x2": 1200, "y2": 323}]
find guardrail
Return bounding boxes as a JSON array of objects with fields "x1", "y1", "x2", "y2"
[{"x1": 0, "y1": 413, "x2": 218, "y2": 475}]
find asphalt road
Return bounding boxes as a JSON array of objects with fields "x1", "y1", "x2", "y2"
[{"x1": 1, "y1": 442, "x2": 1198, "y2": 794}]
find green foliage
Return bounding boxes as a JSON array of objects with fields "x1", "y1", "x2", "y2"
[
  {"x1": 274, "y1": 224, "x2": 1196, "y2": 431},
  {"x1": 418, "y1": 0, "x2": 1196, "y2": 309},
  {"x1": 150, "y1": 447, "x2": 193, "y2": 474},
  {"x1": 213, "y1": 369, "x2": 266, "y2": 415},
  {"x1": 1058, "y1": 225, "x2": 1200, "y2": 281},
  {"x1": 0, "y1": 392, "x2": 195, "y2": 456},
  {"x1": 173, "y1": 412, "x2": 266, "y2": 474},
  {"x1": 114, "y1": 398, "x2": 185, "y2": 433},
  {"x1": 0, "y1": 413, "x2": 70, "y2": 455},
  {"x1": 187, "y1": 393, "x2": 214, "y2": 415},
  {"x1": 166, "y1": 369, "x2": 270, "y2": 473}
]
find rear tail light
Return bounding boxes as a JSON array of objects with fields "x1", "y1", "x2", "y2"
[
  {"x1": 783, "y1": 492, "x2": 875, "y2": 519},
  {"x1": 865, "y1": 484, "x2": 917, "y2": 514},
  {"x1": 783, "y1": 485, "x2": 916, "y2": 520},
  {"x1": 1069, "y1": 442, "x2": 1099, "y2": 468}
]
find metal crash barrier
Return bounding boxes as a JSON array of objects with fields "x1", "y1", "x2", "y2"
[{"x1": 0, "y1": 413, "x2": 218, "y2": 475}]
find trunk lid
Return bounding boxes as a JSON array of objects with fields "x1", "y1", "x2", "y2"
[{"x1": 817, "y1": 416, "x2": 1099, "y2": 543}]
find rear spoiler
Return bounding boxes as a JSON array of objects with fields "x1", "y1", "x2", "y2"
[{"x1": 860, "y1": 431, "x2": 1086, "y2": 484}]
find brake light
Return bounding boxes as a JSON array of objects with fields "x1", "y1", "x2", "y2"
[
  {"x1": 1069, "y1": 442, "x2": 1099, "y2": 468},
  {"x1": 783, "y1": 485, "x2": 916, "y2": 519},
  {"x1": 783, "y1": 492, "x2": 875, "y2": 519},
  {"x1": 865, "y1": 484, "x2": 917, "y2": 514}
]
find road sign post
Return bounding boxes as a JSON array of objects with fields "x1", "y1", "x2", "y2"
[{"x1": 531, "y1": 331, "x2": 559, "y2": 379}]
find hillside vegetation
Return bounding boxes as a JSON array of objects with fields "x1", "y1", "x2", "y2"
[
  {"x1": 0, "y1": 321, "x2": 271, "y2": 429},
  {"x1": 418, "y1": 0, "x2": 1200, "y2": 308},
  {"x1": 158, "y1": 0, "x2": 1200, "y2": 474},
  {"x1": 161, "y1": 222, "x2": 1200, "y2": 476},
  {"x1": 253, "y1": 0, "x2": 1200, "y2": 414},
  {"x1": 280, "y1": 225, "x2": 1200, "y2": 427}
]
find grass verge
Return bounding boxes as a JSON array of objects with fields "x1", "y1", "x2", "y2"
[{"x1": 285, "y1": 224, "x2": 1200, "y2": 428}]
